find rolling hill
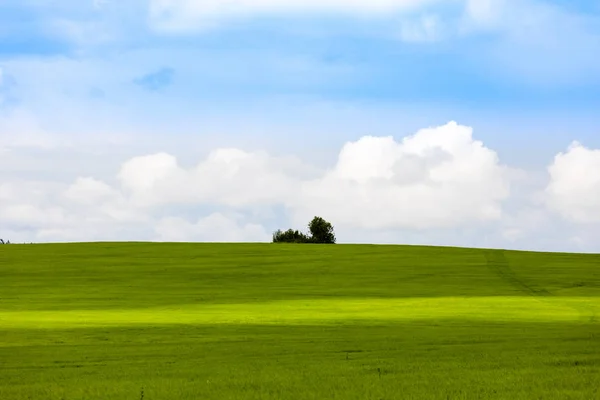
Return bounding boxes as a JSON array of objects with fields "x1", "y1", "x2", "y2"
[{"x1": 1, "y1": 243, "x2": 599, "y2": 399}]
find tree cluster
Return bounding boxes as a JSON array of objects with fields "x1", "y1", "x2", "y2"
[
  {"x1": 273, "y1": 216, "x2": 336, "y2": 244},
  {"x1": 0, "y1": 239, "x2": 10, "y2": 244}
]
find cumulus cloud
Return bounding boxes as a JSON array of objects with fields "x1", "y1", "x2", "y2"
[
  {"x1": 155, "y1": 212, "x2": 270, "y2": 242},
  {"x1": 0, "y1": 120, "x2": 513, "y2": 244},
  {"x1": 63, "y1": 177, "x2": 150, "y2": 224},
  {"x1": 4, "y1": 119, "x2": 600, "y2": 251},
  {"x1": 0, "y1": 176, "x2": 269, "y2": 243},
  {"x1": 545, "y1": 142, "x2": 600, "y2": 223},
  {"x1": 0, "y1": 181, "x2": 69, "y2": 232},
  {"x1": 64, "y1": 177, "x2": 117, "y2": 205},
  {"x1": 111, "y1": 121, "x2": 510, "y2": 232},
  {"x1": 117, "y1": 148, "x2": 315, "y2": 208},
  {"x1": 290, "y1": 121, "x2": 509, "y2": 230}
]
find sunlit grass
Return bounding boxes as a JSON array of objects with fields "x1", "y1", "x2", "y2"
[{"x1": 1, "y1": 296, "x2": 599, "y2": 329}]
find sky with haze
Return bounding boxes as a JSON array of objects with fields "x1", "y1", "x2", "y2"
[{"x1": 1, "y1": 0, "x2": 600, "y2": 252}]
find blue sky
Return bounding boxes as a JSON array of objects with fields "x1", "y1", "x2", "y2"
[{"x1": 1, "y1": 0, "x2": 600, "y2": 251}]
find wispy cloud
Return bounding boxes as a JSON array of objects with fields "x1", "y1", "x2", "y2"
[
  {"x1": 134, "y1": 67, "x2": 175, "y2": 92},
  {"x1": 458, "y1": 0, "x2": 600, "y2": 85},
  {"x1": 148, "y1": 0, "x2": 447, "y2": 33},
  {"x1": 399, "y1": 14, "x2": 443, "y2": 42},
  {"x1": 0, "y1": 67, "x2": 18, "y2": 108}
]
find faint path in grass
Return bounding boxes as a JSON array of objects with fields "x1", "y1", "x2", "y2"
[
  {"x1": 484, "y1": 250, "x2": 552, "y2": 296},
  {"x1": 484, "y1": 250, "x2": 597, "y2": 323}
]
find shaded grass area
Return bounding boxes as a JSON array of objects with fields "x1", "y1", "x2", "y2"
[
  {"x1": 1, "y1": 322, "x2": 599, "y2": 400},
  {"x1": 1, "y1": 243, "x2": 600, "y2": 399},
  {"x1": 2, "y1": 243, "x2": 599, "y2": 311}
]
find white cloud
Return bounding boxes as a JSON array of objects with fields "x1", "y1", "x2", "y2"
[
  {"x1": 290, "y1": 121, "x2": 509, "y2": 230},
  {"x1": 117, "y1": 148, "x2": 314, "y2": 208},
  {"x1": 3, "y1": 115, "x2": 600, "y2": 252},
  {"x1": 148, "y1": 0, "x2": 447, "y2": 32},
  {"x1": 0, "y1": 109, "x2": 66, "y2": 150},
  {"x1": 112, "y1": 121, "x2": 509, "y2": 231},
  {"x1": 63, "y1": 177, "x2": 148, "y2": 224},
  {"x1": 545, "y1": 142, "x2": 600, "y2": 224},
  {"x1": 0, "y1": 181, "x2": 69, "y2": 230},
  {"x1": 1, "y1": 120, "x2": 513, "y2": 244},
  {"x1": 461, "y1": 0, "x2": 506, "y2": 31},
  {"x1": 118, "y1": 152, "x2": 181, "y2": 197},
  {"x1": 0, "y1": 176, "x2": 269, "y2": 243},
  {"x1": 64, "y1": 177, "x2": 117, "y2": 205},
  {"x1": 155, "y1": 212, "x2": 270, "y2": 242}
]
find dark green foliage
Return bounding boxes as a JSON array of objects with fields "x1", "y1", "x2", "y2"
[
  {"x1": 308, "y1": 216, "x2": 336, "y2": 244},
  {"x1": 273, "y1": 216, "x2": 336, "y2": 244},
  {"x1": 272, "y1": 229, "x2": 311, "y2": 243}
]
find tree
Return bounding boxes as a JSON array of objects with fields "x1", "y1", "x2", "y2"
[
  {"x1": 308, "y1": 216, "x2": 336, "y2": 244},
  {"x1": 272, "y1": 216, "x2": 336, "y2": 244},
  {"x1": 272, "y1": 229, "x2": 311, "y2": 243}
]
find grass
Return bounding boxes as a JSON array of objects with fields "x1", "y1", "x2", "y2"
[{"x1": 1, "y1": 242, "x2": 599, "y2": 399}]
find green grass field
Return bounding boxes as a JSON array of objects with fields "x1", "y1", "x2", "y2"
[{"x1": 1, "y1": 243, "x2": 599, "y2": 399}]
